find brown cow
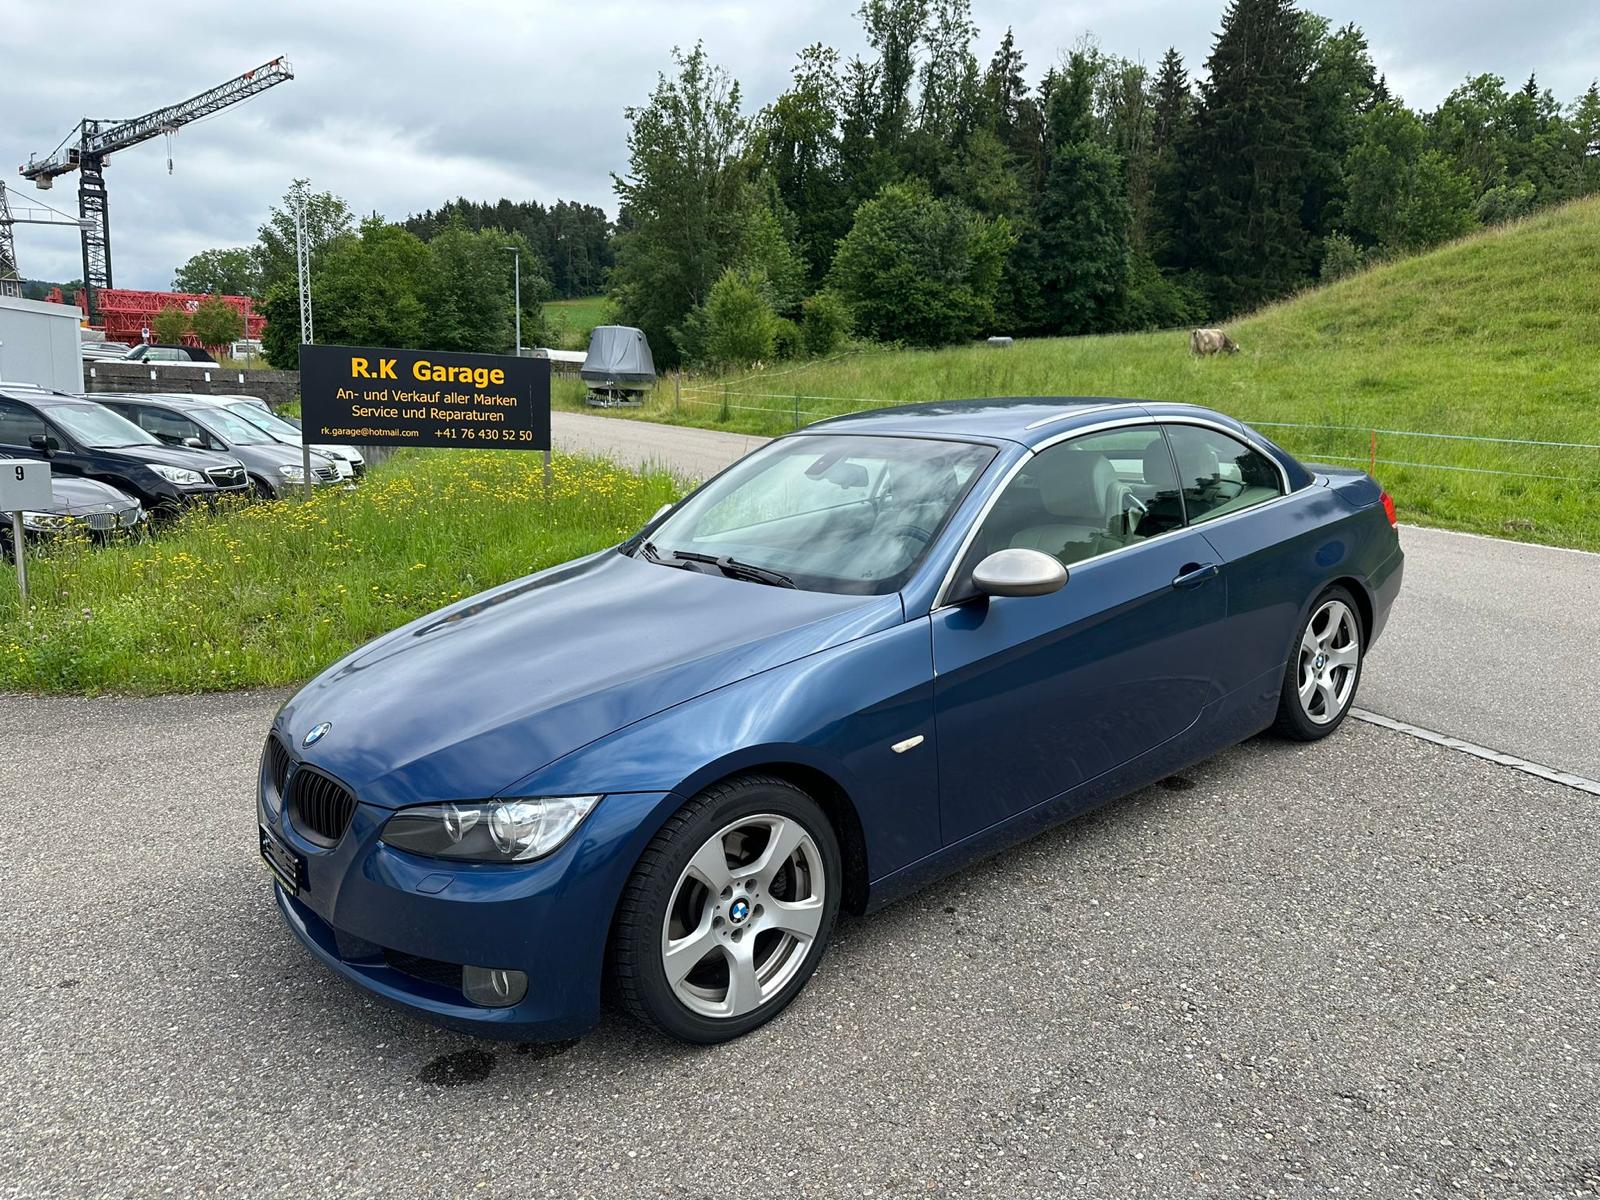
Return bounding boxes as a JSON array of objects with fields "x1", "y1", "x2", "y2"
[{"x1": 1190, "y1": 328, "x2": 1240, "y2": 355}]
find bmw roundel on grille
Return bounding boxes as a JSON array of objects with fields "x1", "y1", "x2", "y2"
[{"x1": 302, "y1": 721, "x2": 332, "y2": 748}]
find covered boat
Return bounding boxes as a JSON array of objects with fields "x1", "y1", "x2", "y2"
[{"x1": 580, "y1": 325, "x2": 656, "y2": 407}]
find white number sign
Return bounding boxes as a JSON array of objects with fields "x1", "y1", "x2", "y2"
[{"x1": 0, "y1": 458, "x2": 52, "y2": 511}]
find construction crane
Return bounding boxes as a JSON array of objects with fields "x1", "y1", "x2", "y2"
[
  {"x1": 19, "y1": 56, "x2": 293, "y2": 321},
  {"x1": 0, "y1": 181, "x2": 95, "y2": 298}
]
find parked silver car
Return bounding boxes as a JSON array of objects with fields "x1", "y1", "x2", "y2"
[{"x1": 213, "y1": 396, "x2": 365, "y2": 479}]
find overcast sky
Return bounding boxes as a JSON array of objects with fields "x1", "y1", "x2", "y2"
[{"x1": 4, "y1": 0, "x2": 1595, "y2": 290}]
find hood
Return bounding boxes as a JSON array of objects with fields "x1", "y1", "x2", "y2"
[
  {"x1": 277, "y1": 550, "x2": 905, "y2": 808},
  {"x1": 107, "y1": 442, "x2": 243, "y2": 472},
  {"x1": 48, "y1": 476, "x2": 140, "y2": 513},
  {"x1": 229, "y1": 441, "x2": 312, "y2": 467}
]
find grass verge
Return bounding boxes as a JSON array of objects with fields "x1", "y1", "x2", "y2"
[
  {"x1": 556, "y1": 198, "x2": 1600, "y2": 551},
  {"x1": 0, "y1": 451, "x2": 679, "y2": 694}
]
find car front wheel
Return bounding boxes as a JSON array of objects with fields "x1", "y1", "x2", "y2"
[
  {"x1": 1273, "y1": 585, "x2": 1363, "y2": 740},
  {"x1": 611, "y1": 776, "x2": 840, "y2": 1043}
]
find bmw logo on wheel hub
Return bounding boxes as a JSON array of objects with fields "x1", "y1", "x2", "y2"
[
  {"x1": 728, "y1": 898, "x2": 751, "y2": 924},
  {"x1": 1314, "y1": 653, "x2": 1327, "y2": 671}
]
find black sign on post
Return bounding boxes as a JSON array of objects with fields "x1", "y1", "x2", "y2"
[{"x1": 298, "y1": 344, "x2": 551, "y2": 451}]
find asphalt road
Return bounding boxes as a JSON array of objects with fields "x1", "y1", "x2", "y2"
[
  {"x1": 554, "y1": 411, "x2": 1600, "y2": 781},
  {"x1": 2, "y1": 690, "x2": 1596, "y2": 1199}
]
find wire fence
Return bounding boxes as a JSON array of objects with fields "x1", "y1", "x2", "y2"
[{"x1": 653, "y1": 378, "x2": 1600, "y2": 497}]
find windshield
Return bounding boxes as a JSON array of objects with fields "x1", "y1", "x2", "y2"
[
  {"x1": 48, "y1": 403, "x2": 159, "y2": 448},
  {"x1": 194, "y1": 408, "x2": 275, "y2": 445},
  {"x1": 225, "y1": 402, "x2": 300, "y2": 441},
  {"x1": 638, "y1": 434, "x2": 995, "y2": 595}
]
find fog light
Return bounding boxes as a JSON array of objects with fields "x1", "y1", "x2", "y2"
[{"x1": 462, "y1": 965, "x2": 527, "y2": 1008}]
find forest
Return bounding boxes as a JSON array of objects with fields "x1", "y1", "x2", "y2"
[
  {"x1": 182, "y1": 0, "x2": 1599, "y2": 371},
  {"x1": 607, "y1": 0, "x2": 1600, "y2": 366}
]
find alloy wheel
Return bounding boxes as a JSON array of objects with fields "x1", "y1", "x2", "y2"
[
  {"x1": 659, "y1": 813, "x2": 827, "y2": 1020},
  {"x1": 1297, "y1": 598, "x2": 1360, "y2": 724}
]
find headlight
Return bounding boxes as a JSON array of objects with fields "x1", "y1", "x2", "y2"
[
  {"x1": 380, "y1": 796, "x2": 602, "y2": 863},
  {"x1": 277, "y1": 464, "x2": 306, "y2": 479},
  {"x1": 147, "y1": 463, "x2": 206, "y2": 485},
  {"x1": 21, "y1": 511, "x2": 75, "y2": 531}
]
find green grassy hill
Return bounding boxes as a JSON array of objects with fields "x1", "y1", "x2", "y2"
[
  {"x1": 558, "y1": 197, "x2": 1600, "y2": 549},
  {"x1": 545, "y1": 295, "x2": 612, "y2": 349}
]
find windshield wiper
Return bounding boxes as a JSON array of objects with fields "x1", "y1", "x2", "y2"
[
  {"x1": 638, "y1": 540, "x2": 706, "y2": 572},
  {"x1": 662, "y1": 547, "x2": 798, "y2": 589}
]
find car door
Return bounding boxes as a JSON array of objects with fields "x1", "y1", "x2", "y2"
[
  {"x1": 1161, "y1": 421, "x2": 1329, "y2": 696},
  {"x1": 0, "y1": 399, "x2": 76, "y2": 477},
  {"x1": 931, "y1": 425, "x2": 1227, "y2": 845}
]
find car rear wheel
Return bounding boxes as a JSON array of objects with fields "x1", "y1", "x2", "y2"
[
  {"x1": 1273, "y1": 585, "x2": 1363, "y2": 740},
  {"x1": 611, "y1": 776, "x2": 840, "y2": 1043}
]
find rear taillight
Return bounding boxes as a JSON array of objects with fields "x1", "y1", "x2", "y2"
[{"x1": 1380, "y1": 490, "x2": 1397, "y2": 527}]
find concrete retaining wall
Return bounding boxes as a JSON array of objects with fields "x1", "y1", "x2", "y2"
[{"x1": 82, "y1": 360, "x2": 300, "y2": 407}]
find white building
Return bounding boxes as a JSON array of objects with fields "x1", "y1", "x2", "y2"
[{"x1": 0, "y1": 294, "x2": 85, "y2": 392}]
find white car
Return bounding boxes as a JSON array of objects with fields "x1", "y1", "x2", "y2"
[{"x1": 212, "y1": 396, "x2": 365, "y2": 479}]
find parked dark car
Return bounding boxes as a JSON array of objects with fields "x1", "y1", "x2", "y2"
[
  {"x1": 0, "y1": 474, "x2": 144, "y2": 556},
  {"x1": 122, "y1": 343, "x2": 217, "y2": 365},
  {"x1": 262, "y1": 397, "x2": 1404, "y2": 1046},
  {"x1": 0, "y1": 387, "x2": 248, "y2": 513},
  {"x1": 95, "y1": 395, "x2": 342, "y2": 497}
]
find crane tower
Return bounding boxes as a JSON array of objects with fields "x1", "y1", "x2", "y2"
[{"x1": 19, "y1": 57, "x2": 293, "y2": 321}]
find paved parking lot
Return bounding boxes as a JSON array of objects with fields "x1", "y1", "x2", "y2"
[{"x1": 3, "y1": 689, "x2": 1595, "y2": 1199}]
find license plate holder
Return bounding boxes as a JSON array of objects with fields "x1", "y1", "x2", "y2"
[{"x1": 259, "y1": 824, "x2": 304, "y2": 895}]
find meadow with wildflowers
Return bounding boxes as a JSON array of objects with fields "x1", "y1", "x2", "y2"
[{"x1": 0, "y1": 450, "x2": 681, "y2": 693}]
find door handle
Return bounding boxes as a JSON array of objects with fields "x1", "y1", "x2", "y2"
[{"x1": 1171, "y1": 562, "x2": 1220, "y2": 589}]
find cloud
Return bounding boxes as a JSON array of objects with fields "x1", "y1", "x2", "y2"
[{"x1": 4, "y1": 0, "x2": 1595, "y2": 290}]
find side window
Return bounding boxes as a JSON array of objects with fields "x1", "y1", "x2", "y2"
[
  {"x1": 1163, "y1": 424, "x2": 1284, "y2": 525},
  {"x1": 133, "y1": 408, "x2": 202, "y2": 446},
  {"x1": 0, "y1": 400, "x2": 49, "y2": 447},
  {"x1": 965, "y1": 426, "x2": 1186, "y2": 576}
]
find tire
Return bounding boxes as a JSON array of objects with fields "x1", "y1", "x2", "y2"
[
  {"x1": 1272, "y1": 584, "x2": 1364, "y2": 741},
  {"x1": 611, "y1": 775, "x2": 841, "y2": 1044}
]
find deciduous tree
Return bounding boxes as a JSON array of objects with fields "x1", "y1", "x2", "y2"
[
  {"x1": 172, "y1": 247, "x2": 260, "y2": 297},
  {"x1": 828, "y1": 181, "x2": 1012, "y2": 346}
]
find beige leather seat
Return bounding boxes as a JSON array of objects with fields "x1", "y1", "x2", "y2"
[{"x1": 1007, "y1": 451, "x2": 1125, "y2": 565}]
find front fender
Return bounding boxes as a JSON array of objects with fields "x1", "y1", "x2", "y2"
[{"x1": 503, "y1": 616, "x2": 939, "y2": 883}]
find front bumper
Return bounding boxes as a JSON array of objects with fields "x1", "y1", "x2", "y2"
[{"x1": 261, "y1": 788, "x2": 677, "y2": 1041}]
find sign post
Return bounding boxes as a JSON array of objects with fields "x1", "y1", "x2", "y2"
[
  {"x1": 298, "y1": 344, "x2": 551, "y2": 495},
  {"x1": 1, "y1": 458, "x2": 52, "y2": 609}
]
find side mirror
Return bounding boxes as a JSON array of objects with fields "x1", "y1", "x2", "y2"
[
  {"x1": 28, "y1": 433, "x2": 56, "y2": 457},
  {"x1": 971, "y1": 548, "x2": 1067, "y2": 598},
  {"x1": 182, "y1": 437, "x2": 205, "y2": 450}
]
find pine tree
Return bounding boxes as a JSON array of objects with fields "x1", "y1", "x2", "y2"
[
  {"x1": 1179, "y1": 0, "x2": 1316, "y2": 315},
  {"x1": 1029, "y1": 52, "x2": 1130, "y2": 334},
  {"x1": 1151, "y1": 48, "x2": 1190, "y2": 156},
  {"x1": 1147, "y1": 48, "x2": 1192, "y2": 269},
  {"x1": 839, "y1": 55, "x2": 889, "y2": 210}
]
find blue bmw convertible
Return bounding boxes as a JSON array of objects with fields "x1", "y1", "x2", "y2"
[{"x1": 260, "y1": 398, "x2": 1403, "y2": 1043}]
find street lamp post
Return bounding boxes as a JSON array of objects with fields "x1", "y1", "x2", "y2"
[
  {"x1": 503, "y1": 244, "x2": 547, "y2": 493},
  {"x1": 502, "y1": 245, "x2": 521, "y2": 355}
]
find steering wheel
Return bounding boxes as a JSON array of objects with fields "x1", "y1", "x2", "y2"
[{"x1": 888, "y1": 523, "x2": 933, "y2": 544}]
